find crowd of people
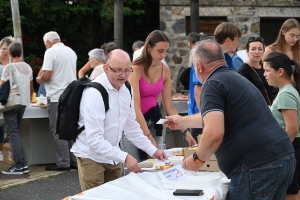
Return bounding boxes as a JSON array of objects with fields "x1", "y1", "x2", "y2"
[{"x1": 0, "y1": 17, "x2": 299, "y2": 199}]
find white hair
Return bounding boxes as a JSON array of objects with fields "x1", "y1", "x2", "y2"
[
  {"x1": 43, "y1": 31, "x2": 61, "y2": 43},
  {"x1": 88, "y1": 48, "x2": 105, "y2": 62}
]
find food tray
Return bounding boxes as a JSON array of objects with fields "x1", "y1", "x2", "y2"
[{"x1": 162, "y1": 175, "x2": 221, "y2": 190}]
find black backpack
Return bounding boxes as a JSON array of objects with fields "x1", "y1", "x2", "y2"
[{"x1": 56, "y1": 76, "x2": 131, "y2": 141}]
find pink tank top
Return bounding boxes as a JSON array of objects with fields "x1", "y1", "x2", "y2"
[{"x1": 138, "y1": 64, "x2": 164, "y2": 114}]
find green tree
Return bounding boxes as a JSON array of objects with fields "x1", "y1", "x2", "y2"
[{"x1": 0, "y1": 0, "x2": 159, "y2": 75}]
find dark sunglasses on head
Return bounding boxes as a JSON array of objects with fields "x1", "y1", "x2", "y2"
[{"x1": 248, "y1": 37, "x2": 264, "y2": 42}]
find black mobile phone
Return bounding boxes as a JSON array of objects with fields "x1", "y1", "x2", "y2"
[{"x1": 173, "y1": 189, "x2": 204, "y2": 196}]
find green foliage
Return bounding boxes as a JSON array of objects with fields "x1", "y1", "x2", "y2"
[{"x1": 0, "y1": 0, "x2": 159, "y2": 78}]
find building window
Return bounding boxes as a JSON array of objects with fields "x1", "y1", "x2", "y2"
[{"x1": 186, "y1": 17, "x2": 227, "y2": 35}]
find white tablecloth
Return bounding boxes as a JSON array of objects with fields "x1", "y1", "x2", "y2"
[
  {"x1": 23, "y1": 105, "x2": 49, "y2": 118},
  {"x1": 67, "y1": 171, "x2": 229, "y2": 200}
]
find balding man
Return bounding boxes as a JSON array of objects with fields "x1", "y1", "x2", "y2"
[
  {"x1": 165, "y1": 40, "x2": 295, "y2": 199},
  {"x1": 37, "y1": 31, "x2": 77, "y2": 171},
  {"x1": 71, "y1": 49, "x2": 167, "y2": 191}
]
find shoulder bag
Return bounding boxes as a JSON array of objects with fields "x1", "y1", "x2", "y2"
[{"x1": 0, "y1": 64, "x2": 22, "y2": 112}]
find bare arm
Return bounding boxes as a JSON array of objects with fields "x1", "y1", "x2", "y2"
[
  {"x1": 165, "y1": 113, "x2": 203, "y2": 130},
  {"x1": 128, "y1": 65, "x2": 157, "y2": 147},
  {"x1": 262, "y1": 46, "x2": 273, "y2": 62},
  {"x1": 196, "y1": 111, "x2": 224, "y2": 161},
  {"x1": 78, "y1": 61, "x2": 91, "y2": 78},
  {"x1": 183, "y1": 111, "x2": 224, "y2": 171},
  {"x1": 194, "y1": 85, "x2": 202, "y2": 111},
  {"x1": 0, "y1": 80, "x2": 5, "y2": 87},
  {"x1": 282, "y1": 109, "x2": 298, "y2": 142},
  {"x1": 38, "y1": 66, "x2": 43, "y2": 76},
  {"x1": 36, "y1": 70, "x2": 52, "y2": 84},
  {"x1": 30, "y1": 80, "x2": 34, "y2": 99},
  {"x1": 161, "y1": 65, "x2": 197, "y2": 145}
]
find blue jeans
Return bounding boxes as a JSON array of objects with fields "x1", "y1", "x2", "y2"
[
  {"x1": 37, "y1": 83, "x2": 46, "y2": 97},
  {"x1": 227, "y1": 153, "x2": 295, "y2": 200}
]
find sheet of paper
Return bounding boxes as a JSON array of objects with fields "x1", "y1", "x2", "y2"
[
  {"x1": 156, "y1": 119, "x2": 167, "y2": 124},
  {"x1": 158, "y1": 164, "x2": 186, "y2": 181}
]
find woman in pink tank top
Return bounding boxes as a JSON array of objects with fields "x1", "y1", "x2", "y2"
[{"x1": 123, "y1": 30, "x2": 197, "y2": 161}]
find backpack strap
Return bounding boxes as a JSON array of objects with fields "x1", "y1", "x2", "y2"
[
  {"x1": 84, "y1": 82, "x2": 109, "y2": 112},
  {"x1": 125, "y1": 81, "x2": 132, "y2": 107},
  {"x1": 78, "y1": 82, "x2": 109, "y2": 134}
]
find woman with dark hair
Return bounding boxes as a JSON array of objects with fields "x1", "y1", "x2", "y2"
[
  {"x1": 264, "y1": 52, "x2": 300, "y2": 200},
  {"x1": 122, "y1": 30, "x2": 196, "y2": 162},
  {"x1": 1, "y1": 42, "x2": 34, "y2": 174},
  {"x1": 238, "y1": 37, "x2": 274, "y2": 105},
  {"x1": 262, "y1": 18, "x2": 300, "y2": 63}
]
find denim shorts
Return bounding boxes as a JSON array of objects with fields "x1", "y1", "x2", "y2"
[{"x1": 227, "y1": 153, "x2": 295, "y2": 200}]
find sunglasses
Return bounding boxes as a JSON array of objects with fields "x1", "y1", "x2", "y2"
[{"x1": 248, "y1": 37, "x2": 264, "y2": 42}]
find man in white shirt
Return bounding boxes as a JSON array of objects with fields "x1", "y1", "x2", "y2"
[
  {"x1": 36, "y1": 31, "x2": 77, "y2": 171},
  {"x1": 71, "y1": 49, "x2": 167, "y2": 191}
]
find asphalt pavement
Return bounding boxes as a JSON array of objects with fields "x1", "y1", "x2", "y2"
[{"x1": 0, "y1": 171, "x2": 81, "y2": 200}]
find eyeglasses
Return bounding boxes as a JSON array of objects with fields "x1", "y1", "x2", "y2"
[
  {"x1": 234, "y1": 37, "x2": 241, "y2": 43},
  {"x1": 289, "y1": 34, "x2": 300, "y2": 41},
  {"x1": 248, "y1": 37, "x2": 264, "y2": 42},
  {"x1": 108, "y1": 65, "x2": 133, "y2": 76}
]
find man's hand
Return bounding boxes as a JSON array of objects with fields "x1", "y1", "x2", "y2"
[
  {"x1": 125, "y1": 154, "x2": 142, "y2": 173},
  {"x1": 185, "y1": 133, "x2": 197, "y2": 146},
  {"x1": 164, "y1": 115, "x2": 184, "y2": 130},
  {"x1": 36, "y1": 76, "x2": 42, "y2": 84},
  {"x1": 182, "y1": 155, "x2": 202, "y2": 171},
  {"x1": 152, "y1": 150, "x2": 168, "y2": 161}
]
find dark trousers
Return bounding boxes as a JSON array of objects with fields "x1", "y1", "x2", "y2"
[{"x1": 4, "y1": 106, "x2": 27, "y2": 168}]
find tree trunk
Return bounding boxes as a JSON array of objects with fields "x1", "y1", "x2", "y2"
[
  {"x1": 114, "y1": 0, "x2": 123, "y2": 49},
  {"x1": 10, "y1": 0, "x2": 24, "y2": 59}
]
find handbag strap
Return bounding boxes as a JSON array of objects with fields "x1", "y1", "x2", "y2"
[
  {"x1": 8, "y1": 64, "x2": 16, "y2": 88},
  {"x1": 247, "y1": 64, "x2": 272, "y2": 105}
]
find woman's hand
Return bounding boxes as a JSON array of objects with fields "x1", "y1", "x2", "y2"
[
  {"x1": 151, "y1": 139, "x2": 157, "y2": 148},
  {"x1": 185, "y1": 132, "x2": 197, "y2": 147}
]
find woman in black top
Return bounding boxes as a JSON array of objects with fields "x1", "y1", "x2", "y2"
[{"x1": 238, "y1": 37, "x2": 274, "y2": 105}]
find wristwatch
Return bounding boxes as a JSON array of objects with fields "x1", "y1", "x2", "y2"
[{"x1": 193, "y1": 152, "x2": 205, "y2": 164}]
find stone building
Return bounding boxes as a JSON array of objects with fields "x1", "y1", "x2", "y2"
[{"x1": 160, "y1": 0, "x2": 300, "y2": 90}]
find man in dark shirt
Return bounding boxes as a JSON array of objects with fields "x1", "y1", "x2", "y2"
[{"x1": 165, "y1": 39, "x2": 295, "y2": 199}]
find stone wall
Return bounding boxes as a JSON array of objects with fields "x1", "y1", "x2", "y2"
[{"x1": 160, "y1": 0, "x2": 300, "y2": 86}]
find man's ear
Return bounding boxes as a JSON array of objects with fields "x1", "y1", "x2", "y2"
[
  {"x1": 197, "y1": 61, "x2": 205, "y2": 73},
  {"x1": 103, "y1": 64, "x2": 109, "y2": 74}
]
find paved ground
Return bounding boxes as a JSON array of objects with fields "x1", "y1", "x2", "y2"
[
  {"x1": 0, "y1": 170, "x2": 81, "y2": 200},
  {"x1": 0, "y1": 161, "x2": 82, "y2": 200}
]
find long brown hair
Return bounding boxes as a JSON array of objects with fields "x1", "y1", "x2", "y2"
[
  {"x1": 132, "y1": 30, "x2": 169, "y2": 77},
  {"x1": 270, "y1": 18, "x2": 300, "y2": 63}
]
